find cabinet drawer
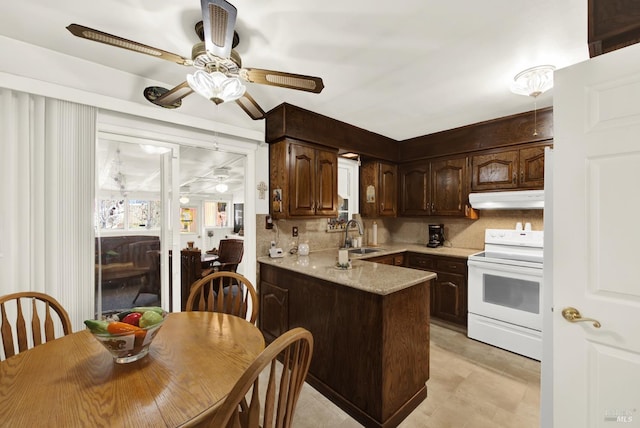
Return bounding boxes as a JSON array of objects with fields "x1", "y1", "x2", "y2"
[
  {"x1": 435, "y1": 258, "x2": 466, "y2": 273},
  {"x1": 406, "y1": 253, "x2": 435, "y2": 270}
]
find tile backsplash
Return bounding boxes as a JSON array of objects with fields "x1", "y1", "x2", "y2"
[{"x1": 256, "y1": 210, "x2": 544, "y2": 257}]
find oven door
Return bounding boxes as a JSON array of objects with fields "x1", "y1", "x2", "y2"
[{"x1": 468, "y1": 258, "x2": 543, "y2": 331}]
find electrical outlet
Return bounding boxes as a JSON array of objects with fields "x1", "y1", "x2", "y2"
[{"x1": 292, "y1": 226, "x2": 298, "y2": 237}]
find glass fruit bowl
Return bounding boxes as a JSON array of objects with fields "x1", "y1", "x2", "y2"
[{"x1": 86, "y1": 307, "x2": 167, "y2": 364}]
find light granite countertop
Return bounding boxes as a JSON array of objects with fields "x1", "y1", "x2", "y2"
[
  {"x1": 257, "y1": 244, "x2": 481, "y2": 296},
  {"x1": 343, "y1": 243, "x2": 481, "y2": 259}
]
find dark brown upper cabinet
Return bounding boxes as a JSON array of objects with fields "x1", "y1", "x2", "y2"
[
  {"x1": 471, "y1": 142, "x2": 550, "y2": 192},
  {"x1": 588, "y1": 0, "x2": 640, "y2": 57},
  {"x1": 269, "y1": 139, "x2": 338, "y2": 219},
  {"x1": 399, "y1": 155, "x2": 469, "y2": 217},
  {"x1": 360, "y1": 160, "x2": 397, "y2": 218},
  {"x1": 399, "y1": 160, "x2": 429, "y2": 216}
]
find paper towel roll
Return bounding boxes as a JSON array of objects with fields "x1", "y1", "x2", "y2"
[
  {"x1": 338, "y1": 249, "x2": 349, "y2": 265},
  {"x1": 372, "y1": 222, "x2": 378, "y2": 246}
]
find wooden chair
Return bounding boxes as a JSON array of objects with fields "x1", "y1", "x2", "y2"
[
  {"x1": 0, "y1": 291, "x2": 72, "y2": 360},
  {"x1": 186, "y1": 271, "x2": 258, "y2": 324},
  {"x1": 132, "y1": 250, "x2": 161, "y2": 304},
  {"x1": 211, "y1": 239, "x2": 244, "y2": 273},
  {"x1": 208, "y1": 327, "x2": 314, "y2": 428}
]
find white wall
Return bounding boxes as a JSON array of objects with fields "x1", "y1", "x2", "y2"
[{"x1": 255, "y1": 144, "x2": 270, "y2": 215}]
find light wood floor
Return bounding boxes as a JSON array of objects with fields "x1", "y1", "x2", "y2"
[{"x1": 289, "y1": 323, "x2": 541, "y2": 428}]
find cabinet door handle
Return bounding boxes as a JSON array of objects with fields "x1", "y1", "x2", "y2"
[
  {"x1": 512, "y1": 171, "x2": 517, "y2": 183},
  {"x1": 521, "y1": 171, "x2": 524, "y2": 182}
]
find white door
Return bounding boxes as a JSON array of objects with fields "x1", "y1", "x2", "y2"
[{"x1": 553, "y1": 43, "x2": 640, "y2": 426}]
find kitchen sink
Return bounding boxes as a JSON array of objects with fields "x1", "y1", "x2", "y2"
[{"x1": 348, "y1": 248, "x2": 381, "y2": 255}]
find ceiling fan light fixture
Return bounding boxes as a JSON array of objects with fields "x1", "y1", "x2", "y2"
[
  {"x1": 187, "y1": 70, "x2": 246, "y2": 104},
  {"x1": 179, "y1": 195, "x2": 190, "y2": 204},
  {"x1": 215, "y1": 183, "x2": 228, "y2": 193},
  {"x1": 510, "y1": 65, "x2": 556, "y2": 98}
]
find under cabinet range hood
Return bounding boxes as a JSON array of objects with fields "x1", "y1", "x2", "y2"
[{"x1": 469, "y1": 190, "x2": 544, "y2": 210}]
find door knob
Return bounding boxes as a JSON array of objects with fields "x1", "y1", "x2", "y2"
[{"x1": 561, "y1": 307, "x2": 601, "y2": 328}]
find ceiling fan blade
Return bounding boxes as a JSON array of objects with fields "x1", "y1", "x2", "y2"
[
  {"x1": 200, "y1": 0, "x2": 237, "y2": 59},
  {"x1": 144, "y1": 82, "x2": 194, "y2": 109},
  {"x1": 241, "y1": 69, "x2": 324, "y2": 94},
  {"x1": 235, "y1": 92, "x2": 265, "y2": 120},
  {"x1": 67, "y1": 24, "x2": 192, "y2": 66}
]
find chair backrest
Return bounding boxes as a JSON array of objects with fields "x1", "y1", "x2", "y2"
[
  {"x1": 186, "y1": 271, "x2": 258, "y2": 324},
  {"x1": 215, "y1": 239, "x2": 244, "y2": 272},
  {"x1": 129, "y1": 240, "x2": 160, "y2": 268},
  {"x1": 208, "y1": 327, "x2": 314, "y2": 428},
  {"x1": 180, "y1": 249, "x2": 204, "y2": 299},
  {"x1": 0, "y1": 291, "x2": 72, "y2": 360},
  {"x1": 146, "y1": 250, "x2": 161, "y2": 291},
  {"x1": 168, "y1": 249, "x2": 208, "y2": 312}
]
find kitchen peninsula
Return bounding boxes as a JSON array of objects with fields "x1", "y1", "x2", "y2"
[{"x1": 258, "y1": 249, "x2": 436, "y2": 428}]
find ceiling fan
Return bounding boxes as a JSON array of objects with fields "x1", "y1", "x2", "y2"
[{"x1": 66, "y1": 0, "x2": 324, "y2": 120}]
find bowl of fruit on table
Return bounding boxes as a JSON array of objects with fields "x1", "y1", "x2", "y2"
[{"x1": 84, "y1": 306, "x2": 167, "y2": 364}]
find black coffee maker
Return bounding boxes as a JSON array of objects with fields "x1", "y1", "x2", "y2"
[{"x1": 427, "y1": 224, "x2": 445, "y2": 248}]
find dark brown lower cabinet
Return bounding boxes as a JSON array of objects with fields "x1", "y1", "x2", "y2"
[
  {"x1": 258, "y1": 262, "x2": 431, "y2": 428},
  {"x1": 405, "y1": 252, "x2": 468, "y2": 326},
  {"x1": 365, "y1": 253, "x2": 405, "y2": 266}
]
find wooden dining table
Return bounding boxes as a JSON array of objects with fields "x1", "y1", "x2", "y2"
[{"x1": 0, "y1": 312, "x2": 265, "y2": 427}]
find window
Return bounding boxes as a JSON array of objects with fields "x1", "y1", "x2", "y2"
[
  {"x1": 97, "y1": 198, "x2": 160, "y2": 231},
  {"x1": 180, "y1": 207, "x2": 196, "y2": 233},
  {"x1": 327, "y1": 197, "x2": 349, "y2": 231},
  {"x1": 204, "y1": 200, "x2": 231, "y2": 228},
  {"x1": 128, "y1": 199, "x2": 161, "y2": 229},
  {"x1": 97, "y1": 199, "x2": 125, "y2": 230}
]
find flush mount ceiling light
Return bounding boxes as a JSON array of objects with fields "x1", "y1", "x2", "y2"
[
  {"x1": 510, "y1": 65, "x2": 555, "y2": 98},
  {"x1": 179, "y1": 186, "x2": 190, "y2": 204},
  {"x1": 212, "y1": 167, "x2": 230, "y2": 193},
  {"x1": 187, "y1": 70, "x2": 246, "y2": 105},
  {"x1": 510, "y1": 65, "x2": 555, "y2": 136}
]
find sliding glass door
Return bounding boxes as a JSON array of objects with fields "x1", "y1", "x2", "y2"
[
  {"x1": 94, "y1": 136, "x2": 248, "y2": 316},
  {"x1": 94, "y1": 138, "x2": 177, "y2": 316}
]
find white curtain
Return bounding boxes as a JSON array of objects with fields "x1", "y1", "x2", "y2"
[{"x1": 0, "y1": 88, "x2": 96, "y2": 331}]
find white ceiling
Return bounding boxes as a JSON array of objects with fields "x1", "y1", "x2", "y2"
[
  {"x1": 0, "y1": 0, "x2": 589, "y2": 141},
  {"x1": 97, "y1": 139, "x2": 246, "y2": 197}
]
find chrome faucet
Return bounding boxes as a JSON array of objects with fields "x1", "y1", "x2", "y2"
[{"x1": 343, "y1": 219, "x2": 364, "y2": 248}]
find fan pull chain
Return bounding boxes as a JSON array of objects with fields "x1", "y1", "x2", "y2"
[{"x1": 533, "y1": 99, "x2": 538, "y2": 137}]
